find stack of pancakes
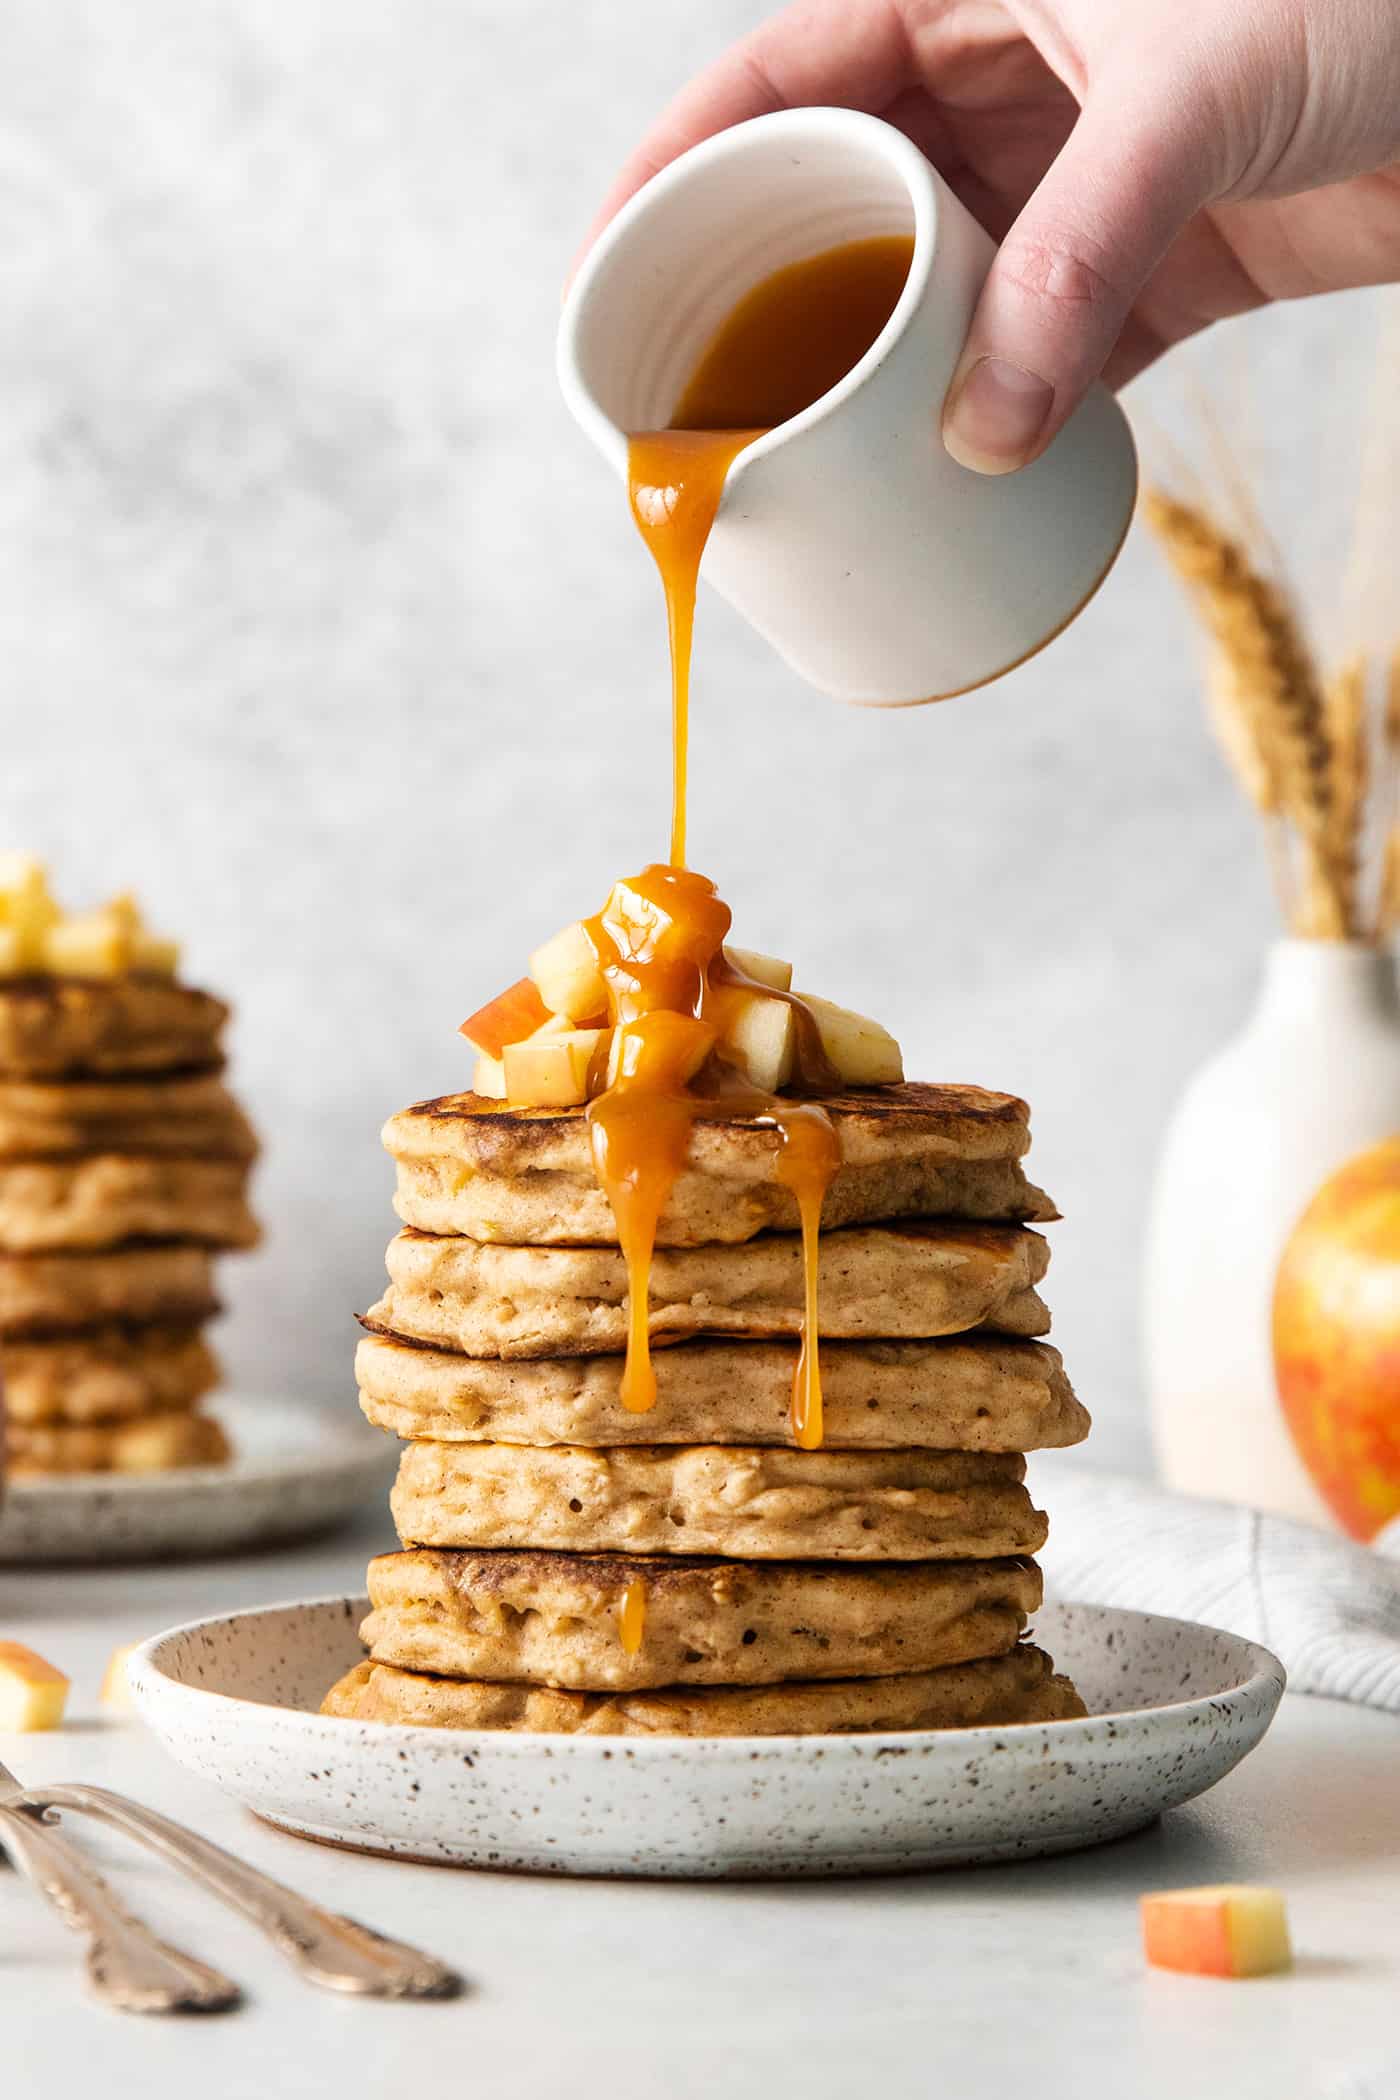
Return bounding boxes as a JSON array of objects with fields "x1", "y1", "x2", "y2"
[
  {"x1": 326, "y1": 1082, "x2": 1090, "y2": 1736},
  {"x1": 0, "y1": 976, "x2": 259, "y2": 1476}
]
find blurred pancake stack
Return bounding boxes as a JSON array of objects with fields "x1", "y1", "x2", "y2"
[
  {"x1": 328, "y1": 923, "x2": 1090, "y2": 1735},
  {"x1": 0, "y1": 856, "x2": 258, "y2": 1478}
]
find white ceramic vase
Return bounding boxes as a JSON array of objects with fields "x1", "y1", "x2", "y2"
[{"x1": 1146, "y1": 938, "x2": 1400, "y2": 1527}]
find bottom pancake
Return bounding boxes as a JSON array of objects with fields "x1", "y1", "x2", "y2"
[
  {"x1": 360, "y1": 1548, "x2": 1042, "y2": 1690},
  {"x1": 7, "y1": 1408, "x2": 231, "y2": 1477},
  {"x1": 1, "y1": 1323, "x2": 218, "y2": 1425},
  {"x1": 322, "y1": 1643, "x2": 1085, "y2": 1736}
]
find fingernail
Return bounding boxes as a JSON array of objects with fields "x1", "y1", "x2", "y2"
[{"x1": 943, "y1": 357, "x2": 1055, "y2": 473}]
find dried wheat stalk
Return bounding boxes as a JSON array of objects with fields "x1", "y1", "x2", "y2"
[
  {"x1": 1143, "y1": 488, "x2": 1345, "y2": 934},
  {"x1": 1322, "y1": 653, "x2": 1368, "y2": 936}
]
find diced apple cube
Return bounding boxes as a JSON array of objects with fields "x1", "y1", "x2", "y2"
[
  {"x1": 42, "y1": 913, "x2": 129, "y2": 979},
  {"x1": 103, "y1": 891, "x2": 144, "y2": 933},
  {"x1": 530, "y1": 921, "x2": 608, "y2": 1023},
  {"x1": 504, "y1": 1028, "x2": 611, "y2": 1108},
  {"x1": 131, "y1": 932, "x2": 180, "y2": 977},
  {"x1": 598, "y1": 874, "x2": 664, "y2": 956},
  {"x1": 0, "y1": 860, "x2": 59, "y2": 963},
  {"x1": 0, "y1": 849, "x2": 45, "y2": 902},
  {"x1": 459, "y1": 976, "x2": 551, "y2": 1059},
  {"x1": 100, "y1": 1641, "x2": 140, "y2": 1711},
  {"x1": 606, "y1": 1011, "x2": 715, "y2": 1089},
  {"x1": 1141, "y1": 1886, "x2": 1292, "y2": 1978},
  {"x1": 723, "y1": 945, "x2": 793, "y2": 992},
  {"x1": 0, "y1": 1640, "x2": 70, "y2": 1731},
  {"x1": 717, "y1": 990, "x2": 797, "y2": 1091},
  {"x1": 795, "y1": 992, "x2": 903, "y2": 1086},
  {"x1": 473, "y1": 1052, "x2": 508, "y2": 1100}
]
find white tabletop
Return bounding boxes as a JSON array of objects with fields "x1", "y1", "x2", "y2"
[{"x1": 9, "y1": 1510, "x2": 1400, "y2": 2100}]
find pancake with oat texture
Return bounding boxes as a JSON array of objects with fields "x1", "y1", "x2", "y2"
[
  {"x1": 3, "y1": 1323, "x2": 218, "y2": 1424},
  {"x1": 367, "y1": 1221, "x2": 1051, "y2": 1359},
  {"x1": 0, "y1": 1070, "x2": 256, "y2": 1160},
  {"x1": 390, "y1": 1443, "x2": 1045, "y2": 1561},
  {"x1": 359, "y1": 1547, "x2": 1043, "y2": 1690},
  {"x1": 0, "y1": 975, "x2": 227, "y2": 1080},
  {"x1": 7, "y1": 1408, "x2": 229, "y2": 1476},
  {"x1": 323, "y1": 1642, "x2": 1085, "y2": 1735},
  {"x1": 0, "y1": 1244, "x2": 219, "y2": 1337},
  {"x1": 355, "y1": 1330, "x2": 1088, "y2": 1450},
  {"x1": 384, "y1": 1080, "x2": 1056, "y2": 1246},
  {"x1": 0, "y1": 1157, "x2": 258, "y2": 1253}
]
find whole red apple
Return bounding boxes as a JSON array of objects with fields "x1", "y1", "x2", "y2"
[{"x1": 1273, "y1": 1134, "x2": 1400, "y2": 1540}]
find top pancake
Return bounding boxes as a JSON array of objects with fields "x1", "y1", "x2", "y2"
[
  {"x1": 385, "y1": 1081, "x2": 1056, "y2": 1247},
  {"x1": 0, "y1": 976, "x2": 227, "y2": 1079}
]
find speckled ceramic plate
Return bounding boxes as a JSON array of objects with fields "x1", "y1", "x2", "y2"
[
  {"x1": 0, "y1": 1397, "x2": 393, "y2": 1563},
  {"x1": 129, "y1": 1597, "x2": 1284, "y2": 1877}
]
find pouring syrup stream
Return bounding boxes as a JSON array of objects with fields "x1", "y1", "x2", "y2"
[{"x1": 592, "y1": 238, "x2": 914, "y2": 1494}]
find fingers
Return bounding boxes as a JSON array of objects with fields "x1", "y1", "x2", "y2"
[
  {"x1": 572, "y1": 0, "x2": 913, "y2": 272},
  {"x1": 942, "y1": 82, "x2": 1227, "y2": 472}
]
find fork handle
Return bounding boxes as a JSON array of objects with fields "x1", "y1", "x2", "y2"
[
  {"x1": 0, "y1": 1803, "x2": 240, "y2": 2014},
  {"x1": 27, "y1": 1786, "x2": 459, "y2": 1999}
]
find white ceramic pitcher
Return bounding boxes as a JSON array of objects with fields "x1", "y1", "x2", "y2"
[{"x1": 558, "y1": 108, "x2": 1138, "y2": 705}]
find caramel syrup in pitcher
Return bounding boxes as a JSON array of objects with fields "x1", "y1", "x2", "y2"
[{"x1": 588, "y1": 237, "x2": 913, "y2": 1463}]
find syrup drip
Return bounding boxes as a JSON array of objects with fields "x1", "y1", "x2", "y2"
[
  {"x1": 628, "y1": 432, "x2": 759, "y2": 870},
  {"x1": 585, "y1": 871, "x2": 839, "y2": 1433},
  {"x1": 618, "y1": 1576, "x2": 647, "y2": 1657},
  {"x1": 594, "y1": 237, "x2": 911, "y2": 1445}
]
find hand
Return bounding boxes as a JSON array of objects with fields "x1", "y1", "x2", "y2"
[{"x1": 581, "y1": 0, "x2": 1400, "y2": 473}]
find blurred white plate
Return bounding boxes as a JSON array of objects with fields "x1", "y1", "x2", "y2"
[
  {"x1": 0, "y1": 1395, "x2": 392, "y2": 1563},
  {"x1": 131, "y1": 1597, "x2": 1285, "y2": 1878}
]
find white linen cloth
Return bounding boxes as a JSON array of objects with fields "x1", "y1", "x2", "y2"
[{"x1": 1037, "y1": 1466, "x2": 1400, "y2": 1714}]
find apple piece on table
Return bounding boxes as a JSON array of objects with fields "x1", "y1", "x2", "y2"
[
  {"x1": 1141, "y1": 1886, "x2": 1292, "y2": 1977},
  {"x1": 459, "y1": 976, "x2": 551, "y2": 1059},
  {"x1": 723, "y1": 945, "x2": 793, "y2": 993},
  {"x1": 504, "y1": 1028, "x2": 611, "y2": 1108},
  {"x1": 716, "y1": 989, "x2": 797, "y2": 1092},
  {"x1": 529, "y1": 921, "x2": 607, "y2": 1023},
  {"x1": 100, "y1": 1641, "x2": 141, "y2": 1712},
  {"x1": 0, "y1": 1640, "x2": 70, "y2": 1731},
  {"x1": 795, "y1": 991, "x2": 904, "y2": 1086}
]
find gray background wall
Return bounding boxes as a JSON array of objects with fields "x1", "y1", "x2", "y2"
[{"x1": 0, "y1": 1, "x2": 1388, "y2": 1472}]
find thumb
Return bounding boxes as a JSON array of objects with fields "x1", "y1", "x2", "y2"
[{"x1": 941, "y1": 84, "x2": 1222, "y2": 473}]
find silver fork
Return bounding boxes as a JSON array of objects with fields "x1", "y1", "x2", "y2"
[
  {"x1": 2, "y1": 1762, "x2": 460, "y2": 2000},
  {"x1": 0, "y1": 1762, "x2": 240, "y2": 2014}
]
